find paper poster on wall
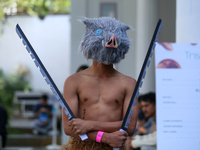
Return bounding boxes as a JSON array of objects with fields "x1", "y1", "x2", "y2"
[{"x1": 155, "y1": 43, "x2": 200, "y2": 150}]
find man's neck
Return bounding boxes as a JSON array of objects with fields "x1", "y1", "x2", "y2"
[{"x1": 89, "y1": 61, "x2": 116, "y2": 77}]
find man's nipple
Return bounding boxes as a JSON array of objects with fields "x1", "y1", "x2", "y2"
[
  {"x1": 115, "y1": 99, "x2": 119, "y2": 103},
  {"x1": 84, "y1": 98, "x2": 88, "y2": 102}
]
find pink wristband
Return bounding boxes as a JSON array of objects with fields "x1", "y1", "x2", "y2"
[{"x1": 96, "y1": 131, "x2": 104, "y2": 143}]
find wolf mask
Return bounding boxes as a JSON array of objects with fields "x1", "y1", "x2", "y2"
[{"x1": 79, "y1": 17, "x2": 131, "y2": 64}]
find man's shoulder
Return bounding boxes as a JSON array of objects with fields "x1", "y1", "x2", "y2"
[
  {"x1": 35, "y1": 103, "x2": 42, "y2": 108},
  {"x1": 33, "y1": 103, "x2": 42, "y2": 112},
  {"x1": 65, "y1": 69, "x2": 91, "y2": 82},
  {"x1": 65, "y1": 72, "x2": 82, "y2": 83},
  {"x1": 64, "y1": 72, "x2": 85, "y2": 89},
  {"x1": 117, "y1": 72, "x2": 136, "y2": 83},
  {"x1": 116, "y1": 72, "x2": 137, "y2": 90}
]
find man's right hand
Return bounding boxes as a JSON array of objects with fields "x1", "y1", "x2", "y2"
[{"x1": 102, "y1": 131, "x2": 128, "y2": 148}]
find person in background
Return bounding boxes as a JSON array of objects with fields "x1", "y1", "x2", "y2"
[
  {"x1": 138, "y1": 93, "x2": 156, "y2": 134},
  {"x1": 76, "y1": 65, "x2": 89, "y2": 72},
  {"x1": 33, "y1": 94, "x2": 53, "y2": 135},
  {"x1": 136, "y1": 95, "x2": 148, "y2": 130},
  {"x1": 127, "y1": 92, "x2": 156, "y2": 150},
  {"x1": 0, "y1": 105, "x2": 8, "y2": 148}
]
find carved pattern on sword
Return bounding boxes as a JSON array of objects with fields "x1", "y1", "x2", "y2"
[
  {"x1": 113, "y1": 18, "x2": 162, "y2": 150},
  {"x1": 15, "y1": 24, "x2": 88, "y2": 141}
]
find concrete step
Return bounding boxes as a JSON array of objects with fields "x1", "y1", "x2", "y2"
[{"x1": 7, "y1": 135, "x2": 61, "y2": 147}]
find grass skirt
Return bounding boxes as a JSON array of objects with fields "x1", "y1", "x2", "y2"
[{"x1": 61, "y1": 137, "x2": 127, "y2": 150}]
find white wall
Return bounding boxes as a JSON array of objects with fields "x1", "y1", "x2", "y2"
[
  {"x1": 176, "y1": 0, "x2": 200, "y2": 42},
  {"x1": 0, "y1": 15, "x2": 71, "y2": 92}
]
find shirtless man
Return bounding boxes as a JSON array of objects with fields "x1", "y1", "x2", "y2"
[{"x1": 61, "y1": 17, "x2": 138, "y2": 150}]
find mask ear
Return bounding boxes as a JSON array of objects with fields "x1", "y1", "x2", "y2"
[
  {"x1": 81, "y1": 18, "x2": 94, "y2": 27},
  {"x1": 122, "y1": 24, "x2": 132, "y2": 31}
]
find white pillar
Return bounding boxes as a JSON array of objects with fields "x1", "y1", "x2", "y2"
[{"x1": 135, "y1": 0, "x2": 158, "y2": 93}]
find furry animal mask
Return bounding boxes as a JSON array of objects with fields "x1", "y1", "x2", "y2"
[{"x1": 79, "y1": 17, "x2": 131, "y2": 64}]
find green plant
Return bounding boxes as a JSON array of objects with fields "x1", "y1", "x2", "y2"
[
  {"x1": 0, "y1": 65, "x2": 32, "y2": 112},
  {"x1": 0, "y1": 0, "x2": 16, "y2": 34},
  {"x1": 0, "y1": 0, "x2": 71, "y2": 34},
  {"x1": 16, "y1": 0, "x2": 71, "y2": 19}
]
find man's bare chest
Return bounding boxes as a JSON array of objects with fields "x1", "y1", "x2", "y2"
[{"x1": 78, "y1": 78, "x2": 125, "y2": 105}]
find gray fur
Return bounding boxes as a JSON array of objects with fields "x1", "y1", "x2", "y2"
[{"x1": 79, "y1": 17, "x2": 131, "y2": 64}]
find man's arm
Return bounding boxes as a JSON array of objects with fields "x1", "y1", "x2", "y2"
[
  {"x1": 62, "y1": 75, "x2": 79, "y2": 138},
  {"x1": 63, "y1": 112, "x2": 127, "y2": 148},
  {"x1": 123, "y1": 77, "x2": 139, "y2": 136},
  {"x1": 68, "y1": 119, "x2": 122, "y2": 135},
  {"x1": 33, "y1": 105, "x2": 41, "y2": 118},
  {"x1": 43, "y1": 107, "x2": 52, "y2": 117},
  {"x1": 34, "y1": 110, "x2": 40, "y2": 118}
]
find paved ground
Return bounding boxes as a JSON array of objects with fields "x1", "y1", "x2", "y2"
[
  {"x1": 4, "y1": 147, "x2": 46, "y2": 150},
  {"x1": 4, "y1": 145, "x2": 61, "y2": 150}
]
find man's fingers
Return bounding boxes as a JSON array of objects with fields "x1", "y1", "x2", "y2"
[
  {"x1": 72, "y1": 126, "x2": 77, "y2": 133},
  {"x1": 69, "y1": 119, "x2": 80, "y2": 134},
  {"x1": 70, "y1": 125, "x2": 73, "y2": 131},
  {"x1": 121, "y1": 136, "x2": 127, "y2": 142},
  {"x1": 124, "y1": 132, "x2": 128, "y2": 137},
  {"x1": 70, "y1": 122, "x2": 75, "y2": 131},
  {"x1": 68, "y1": 120, "x2": 73, "y2": 126},
  {"x1": 75, "y1": 129, "x2": 81, "y2": 134}
]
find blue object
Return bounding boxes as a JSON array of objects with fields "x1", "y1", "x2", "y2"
[
  {"x1": 96, "y1": 28, "x2": 103, "y2": 35},
  {"x1": 120, "y1": 30, "x2": 123, "y2": 36}
]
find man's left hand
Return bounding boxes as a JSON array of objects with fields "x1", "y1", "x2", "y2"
[{"x1": 68, "y1": 118, "x2": 92, "y2": 135}]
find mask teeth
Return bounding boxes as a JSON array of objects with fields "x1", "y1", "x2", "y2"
[{"x1": 102, "y1": 40, "x2": 104, "y2": 47}]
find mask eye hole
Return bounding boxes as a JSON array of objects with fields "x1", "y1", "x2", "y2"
[
  {"x1": 96, "y1": 28, "x2": 103, "y2": 35},
  {"x1": 120, "y1": 30, "x2": 123, "y2": 36}
]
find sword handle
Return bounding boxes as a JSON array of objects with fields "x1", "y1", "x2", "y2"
[
  {"x1": 79, "y1": 134, "x2": 88, "y2": 141},
  {"x1": 113, "y1": 128, "x2": 125, "y2": 150}
]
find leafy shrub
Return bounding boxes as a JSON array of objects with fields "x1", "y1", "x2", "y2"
[{"x1": 0, "y1": 65, "x2": 31, "y2": 112}]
